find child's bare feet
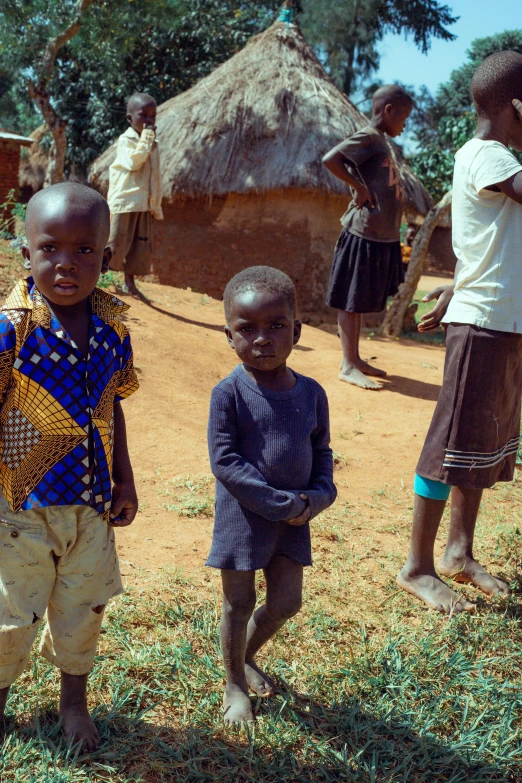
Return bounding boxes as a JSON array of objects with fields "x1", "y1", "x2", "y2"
[
  {"x1": 339, "y1": 366, "x2": 383, "y2": 390},
  {"x1": 438, "y1": 555, "x2": 509, "y2": 596},
  {"x1": 61, "y1": 703, "x2": 101, "y2": 752},
  {"x1": 397, "y1": 565, "x2": 475, "y2": 615},
  {"x1": 245, "y1": 660, "x2": 275, "y2": 697},
  {"x1": 223, "y1": 684, "x2": 254, "y2": 726},
  {"x1": 357, "y1": 358, "x2": 387, "y2": 378},
  {"x1": 60, "y1": 672, "x2": 100, "y2": 753}
]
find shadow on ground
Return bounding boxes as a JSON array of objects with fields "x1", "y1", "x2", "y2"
[
  {"x1": 2, "y1": 696, "x2": 512, "y2": 782},
  {"x1": 382, "y1": 374, "x2": 441, "y2": 401}
]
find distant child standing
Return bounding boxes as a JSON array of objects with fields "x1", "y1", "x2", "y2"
[
  {"x1": 398, "y1": 51, "x2": 522, "y2": 615},
  {"x1": 323, "y1": 85, "x2": 413, "y2": 390},
  {"x1": 207, "y1": 266, "x2": 337, "y2": 726},
  {"x1": 107, "y1": 92, "x2": 163, "y2": 298},
  {"x1": 0, "y1": 183, "x2": 139, "y2": 750}
]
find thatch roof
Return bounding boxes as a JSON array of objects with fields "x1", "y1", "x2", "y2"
[
  {"x1": 90, "y1": 20, "x2": 432, "y2": 217},
  {"x1": 19, "y1": 125, "x2": 49, "y2": 196}
]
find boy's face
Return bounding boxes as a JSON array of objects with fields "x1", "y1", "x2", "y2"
[
  {"x1": 22, "y1": 202, "x2": 111, "y2": 309},
  {"x1": 383, "y1": 102, "x2": 412, "y2": 138},
  {"x1": 225, "y1": 289, "x2": 301, "y2": 372},
  {"x1": 127, "y1": 99, "x2": 157, "y2": 134}
]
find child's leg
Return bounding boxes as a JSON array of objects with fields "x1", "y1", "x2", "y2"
[
  {"x1": 244, "y1": 554, "x2": 303, "y2": 696},
  {"x1": 338, "y1": 310, "x2": 383, "y2": 390},
  {"x1": 0, "y1": 511, "x2": 56, "y2": 720},
  {"x1": 438, "y1": 487, "x2": 509, "y2": 595},
  {"x1": 220, "y1": 569, "x2": 256, "y2": 726},
  {"x1": 398, "y1": 483, "x2": 475, "y2": 615},
  {"x1": 41, "y1": 506, "x2": 123, "y2": 751}
]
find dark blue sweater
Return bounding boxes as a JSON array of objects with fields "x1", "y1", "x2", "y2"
[{"x1": 206, "y1": 365, "x2": 337, "y2": 571}]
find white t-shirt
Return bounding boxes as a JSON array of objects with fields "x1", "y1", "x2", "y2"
[{"x1": 443, "y1": 138, "x2": 522, "y2": 333}]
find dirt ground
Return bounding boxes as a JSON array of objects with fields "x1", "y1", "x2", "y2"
[{"x1": 117, "y1": 276, "x2": 447, "y2": 576}]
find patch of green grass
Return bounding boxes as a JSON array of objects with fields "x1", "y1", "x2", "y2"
[
  {"x1": 98, "y1": 270, "x2": 124, "y2": 290},
  {"x1": 162, "y1": 474, "x2": 214, "y2": 518},
  {"x1": 3, "y1": 473, "x2": 522, "y2": 782}
]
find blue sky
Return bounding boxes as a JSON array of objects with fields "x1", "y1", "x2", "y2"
[{"x1": 376, "y1": 0, "x2": 520, "y2": 94}]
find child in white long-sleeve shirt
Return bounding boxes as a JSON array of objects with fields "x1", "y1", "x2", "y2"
[{"x1": 107, "y1": 92, "x2": 163, "y2": 298}]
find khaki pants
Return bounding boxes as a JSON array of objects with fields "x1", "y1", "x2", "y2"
[
  {"x1": 108, "y1": 211, "x2": 152, "y2": 276},
  {"x1": 0, "y1": 500, "x2": 123, "y2": 687}
]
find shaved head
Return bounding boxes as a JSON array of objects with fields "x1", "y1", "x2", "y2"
[
  {"x1": 372, "y1": 84, "x2": 413, "y2": 112},
  {"x1": 126, "y1": 92, "x2": 156, "y2": 113},
  {"x1": 25, "y1": 182, "x2": 110, "y2": 241},
  {"x1": 472, "y1": 50, "x2": 522, "y2": 116}
]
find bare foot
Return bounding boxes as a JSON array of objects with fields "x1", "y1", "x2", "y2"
[
  {"x1": 357, "y1": 359, "x2": 387, "y2": 378},
  {"x1": 397, "y1": 567, "x2": 475, "y2": 615},
  {"x1": 245, "y1": 660, "x2": 275, "y2": 697},
  {"x1": 438, "y1": 555, "x2": 510, "y2": 596},
  {"x1": 223, "y1": 685, "x2": 254, "y2": 726},
  {"x1": 339, "y1": 367, "x2": 382, "y2": 390},
  {"x1": 61, "y1": 704, "x2": 101, "y2": 753}
]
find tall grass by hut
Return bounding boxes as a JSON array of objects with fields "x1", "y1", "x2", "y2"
[{"x1": 91, "y1": 20, "x2": 433, "y2": 314}]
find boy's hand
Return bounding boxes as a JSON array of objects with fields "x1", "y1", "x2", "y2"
[
  {"x1": 353, "y1": 184, "x2": 374, "y2": 210},
  {"x1": 418, "y1": 285, "x2": 454, "y2": 332},
  {"x1": 512, "y1": 98, "x2": 522, "y2": 119},
  {"x1": 287, "y1": 493, "x2": 311, "y2": 527},
  {"x1": 110, "y1": 481, "x2": 138, "y2": 527}
]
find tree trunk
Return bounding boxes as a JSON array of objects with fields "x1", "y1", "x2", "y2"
[
  {"x1": 27, "y1": 0, "x2": 94, "y2": 187},
  {"x1": 381, "y1": 190, "x2": 452, "y2": 338},
  {"x1": 28, "y1": 82, "x2": 68, "y2": 186}
]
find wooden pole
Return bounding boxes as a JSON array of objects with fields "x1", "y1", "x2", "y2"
[{"x1": 381, "y1": 190, "x2": 453, "y2": 338}]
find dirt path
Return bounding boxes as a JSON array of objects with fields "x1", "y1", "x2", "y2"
[{"x1": 117, "y1": 281, "x2": 445, "y2": 574}]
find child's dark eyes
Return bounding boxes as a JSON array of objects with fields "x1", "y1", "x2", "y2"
[
  {"x1": 40, "y1": 245, "x2": 93, "y2": 254},
  {"x1": 271, "y1": 323, "x2": 284, "y2": 329}
]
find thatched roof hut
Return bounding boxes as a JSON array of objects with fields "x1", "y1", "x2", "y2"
[
  {"x1": 18, "y1": 125, "x2": 49, "y2": 200},
  {"x1": 91, "y1": 19, "x2": 433, "y2": 315}
]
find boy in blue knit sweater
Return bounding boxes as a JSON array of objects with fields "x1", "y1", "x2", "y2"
[{"x1": 206, "y1": 266, "x2": 336, "y2": 726}]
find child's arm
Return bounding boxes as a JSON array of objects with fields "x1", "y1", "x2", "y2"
[
  {"x1": 322, "y1": 148, "x2": 374, "y2": 209},
  {"x1": 418, "y1": 285, "x2": 455, "y2": 332},
  {"x1": 110, "y1": 401, "x2": 138, "y2": 526},
  {"x1": 306, "y1": 388, "x2": 337, "y2": 520},
  {"x1": 209, "y1": 387, "x2": 307, "y2": 522},
  {"x1": 115, "y1": 128, "x2": 156, "y2": 172}
]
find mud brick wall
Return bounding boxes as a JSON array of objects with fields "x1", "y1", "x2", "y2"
[
  {"x1": 0, "y1": 140, "x2": 22, "y2": 207},
  {"x1": 0, "y1": 140, "x2": 23, "y2": 231},
  {"x1": 150, "y1": 190, "x2": 346, "y2": 318}
]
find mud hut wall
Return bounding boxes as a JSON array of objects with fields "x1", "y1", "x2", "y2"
[
  {"x1": 426, "y1": 226, "x2": 457, "y2": 275},
  {"x1": 0, "y1": 140, "x2": 23, "y2": 217},
  {"x1": 151, "y1": 190, "x2": 346, "y2": 315}
]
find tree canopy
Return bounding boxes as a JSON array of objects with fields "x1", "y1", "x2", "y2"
[
  {"x1": 410, "y1": 29, "x2": 522, "y2": 200},
  {"x1": 299, "y1": 0, "x2": 457, "y2": 96},
  {"x1": 0, "y1": 0, "x2": 458, "y2": 180}
]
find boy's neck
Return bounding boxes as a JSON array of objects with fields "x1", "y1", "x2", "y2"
[
  {"x1": 241, "y1": 362, "x2": 296, "y2": 392},
  {"x1": 474, "y1": 116, "x2": 511, "y2": 147},
  {"x1": 370, "y1": 115, "x2": 386, "y2": 134}
]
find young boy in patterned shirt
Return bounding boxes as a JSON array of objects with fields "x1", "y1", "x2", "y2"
[{"x1": 0, "y1": 183, "x2": 139, "y2": 750}]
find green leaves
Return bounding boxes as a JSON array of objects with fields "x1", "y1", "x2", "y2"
[{"x1": 410, "y1": 30, "x2": 522, "y2": 201}]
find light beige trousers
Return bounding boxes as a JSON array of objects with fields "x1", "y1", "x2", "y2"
[{"x1": 0, "y1": 499, "x2": 123, "y2": 687}]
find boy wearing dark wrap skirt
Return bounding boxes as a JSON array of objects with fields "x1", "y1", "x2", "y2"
[
  {"x1": 399, "y1": 51, "x2": 522, "y2": 615},
  {"x1": 323, "y1": 85, "x2": 412, "y2": 390}
]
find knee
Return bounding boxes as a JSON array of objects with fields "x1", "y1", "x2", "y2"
[
  {"x1": 223, "y1": 593, "x2": 256, "y2": 622},
  {"x1": 268, "y1": 595, "x2": 302, "y2": 622}
]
